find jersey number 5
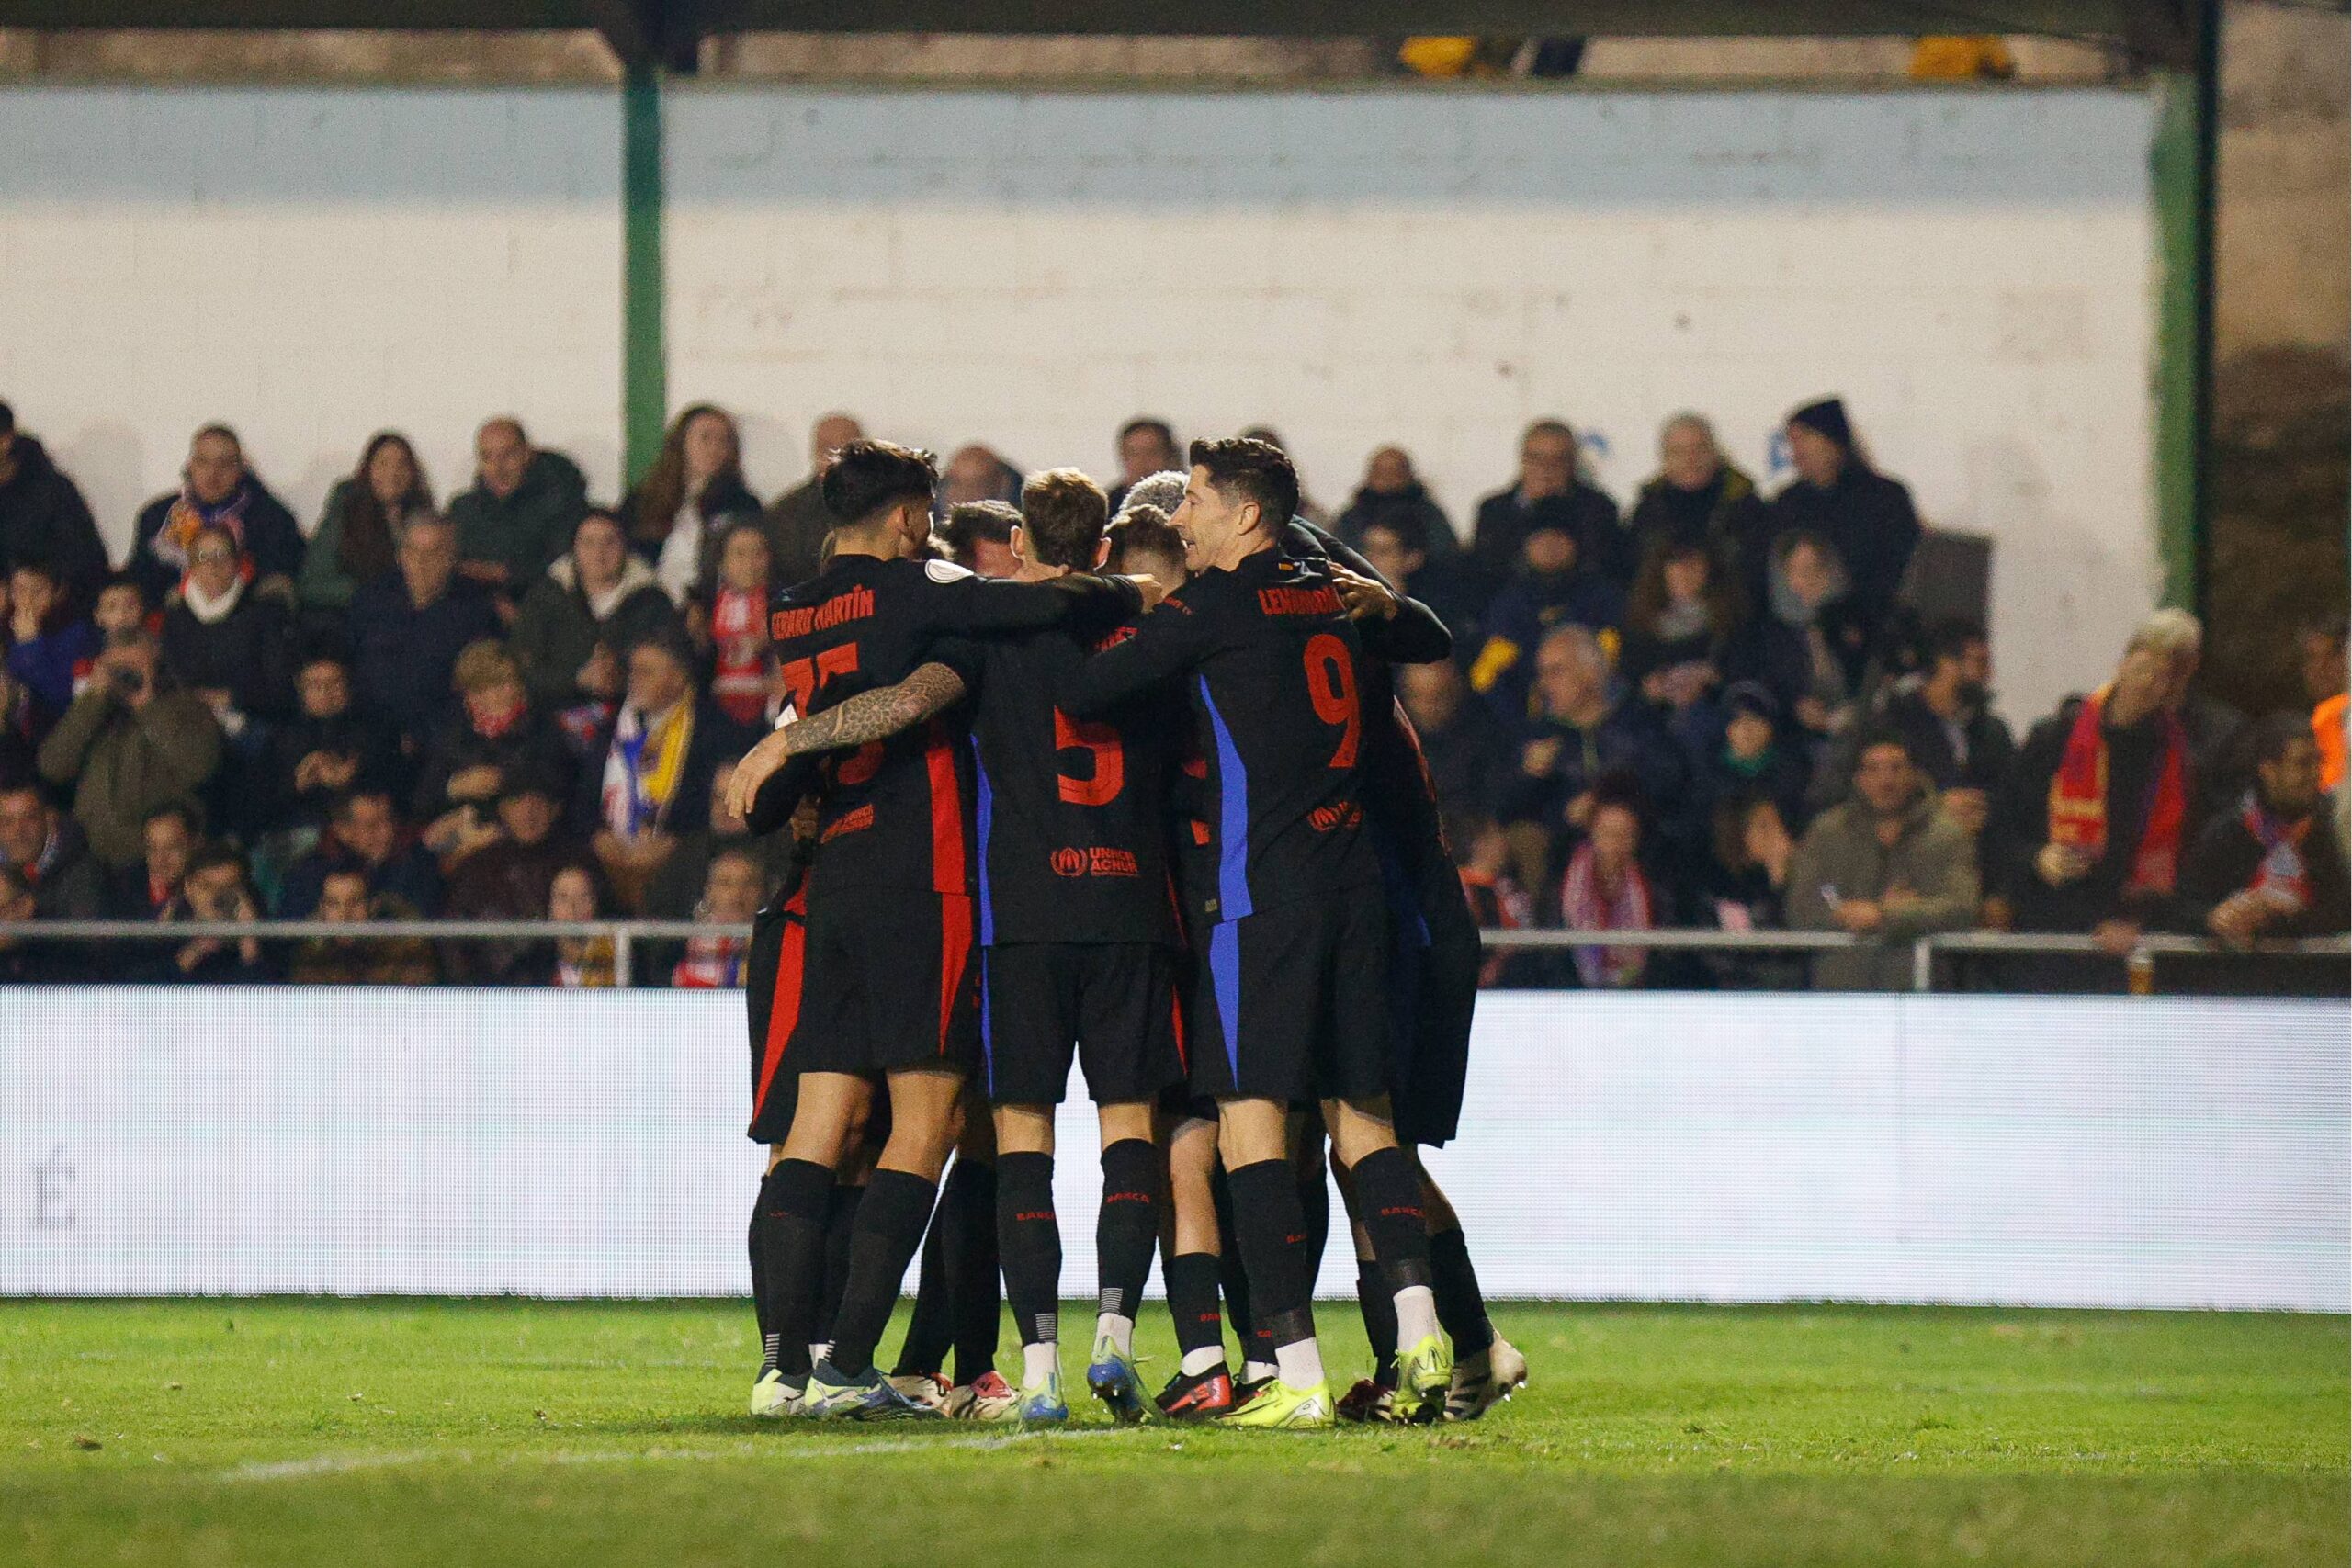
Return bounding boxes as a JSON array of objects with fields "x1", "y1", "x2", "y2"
[
  {"x1": 1304, "y1": 633, "x2": 1360, "y2": 770},
  {"x1": 1054, "y1": 709, "x2": 1125, "y2": 806},
  {"x1": 781, "y1": 644, "x2": 884, "y2": 787}
]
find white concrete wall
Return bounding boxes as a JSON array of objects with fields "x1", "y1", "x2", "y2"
[
  {"x1": 0, "y1": 87, "x2": 624, "y2": 554},
  {"x1": 667, "y1": 87, "x2": 2158, "y2": 725},
  {"x1": 0, "y1": 84, "x2": 2157, "y2": 725}
]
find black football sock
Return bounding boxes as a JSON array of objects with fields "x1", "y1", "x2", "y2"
[
  {"x1": 1209, "y1": 1164, "x2": 1257, "y2": 1350},
  {"x1": 749, "y1": 1185, "x2": 776, "y2": 1371},
  {"x1": 1225, "y1": 1159, "x2": 1317, "y2": 1357},
  {"x1": 947, "y1": 1157, "x2": 1003, "y2": 1388},
  {"x1": 1349, "y1": 1146, "x2": 1434, "y2": 1291},
  {"x1": 1356, "y1": 1257, "x2": 1399, "y2": 1386},
  {"x1": 891, "y1": 1183, "x2": 954, "y2": 1378},
  {"x1": 755, "y1": 1158, "x2": 835, "y2": 1379},
  {"x1": 1430, "y1": 1226, "x2": 1497, "y2": 1359},
  {"x1": 1297, "y1": 1157, "x2": 1331, "y2": 1286},
  {"x1": 1094, "y1": 1139, "x2": 1159, "y2": 1334},
  {"x1": 1165, "y1": 1251, "x2": 1227, "y2": 1369},
  {"x1": 826, "y1": 1168, "x2": 939, "y2": 1380},
  {"x1": 811, "y1": 1179, "x2": 863, "y2": 1349},
  {"x1": 996, "y1": 1151, "x2": 1061, "y2": 1357}
]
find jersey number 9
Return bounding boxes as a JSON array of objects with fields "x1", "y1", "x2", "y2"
[{"x1": 1304, "y1": 633, "x2": 1360, "y2": 770}]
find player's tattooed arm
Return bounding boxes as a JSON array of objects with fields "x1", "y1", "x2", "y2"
[{"x1": 778, "y1": 662, "x2": 968, "y2": 757}]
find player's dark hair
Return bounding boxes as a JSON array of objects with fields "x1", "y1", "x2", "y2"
[
  {"x1": 1189, "y1": 436, "x2": 1298, "y2": 535},
  {"x1": 1020, "y1": 468, "x2": 1109, "y2": 570},
  {"x1": 821, "y1": 439, "x2": 937, "y2": 530},
  {"x1": 940, "y1": 500, "x2": 1019, "y2": 569},
  {"x1": 1104, "y1": 503, "x2": 1183, "y2": 578}
]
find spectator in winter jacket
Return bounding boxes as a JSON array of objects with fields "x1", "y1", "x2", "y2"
[
  {"x1": 1356, "y1": 512, "x2": 1487, "y2": 648},
  {"x1": 251, "y1": 652, "x2": 394, "y2": 836},
  {"x1": 1498, "y1": 625, "x2": 1688, "y2": 887},
  {"x1": 583, "y1": 631, "x2": 754, "y2": 914},
  {"x1": 762, "y1": 412, "x2": 863, "y2": 592},
  {"x1": 1471, "y1": 420, "x2": 1625, "y2": 586},
  {"x1": 621, "y1": 403, "x2": 763, "y2": 606},
  {"x1": 1695, "y1": 680, "x2": 1813, "y2": 838},
  {"x1": 160, "y1": 524, "x2": 295, "y2": 730},
  {"x1": 440, "y1": 764, "x2": 588, "y2": 984},
  {"x1": 1985, "y1": 629, "x2": 2188, "y2": 973},
  {"x1": 6, "y1": 560, "x2": 100, "y2": 734},
  {"x1": 2140, "y1": 607, "x2": 2250, "y2": 807},
  {"x1": 446, "y1": 417, "x2": 590, "y2": 593},
  {"x1": 511, "y1": 511, "x2": 681, "y2": 714},
  {"x1": 157, "y1": 842, "x2": 273, "y2": 985},
  {"x1": 107, "y1": 800, "x2": 198, "y2": 919},
  {"x1": 0, "y1": 402, "x2": 109, "y2": 612},
  {"x1": 1622, "y1": 413, "x2": 1770, "y2": 592},
  {"x1": 298, "y1": 432, "x2": 435, "y2": 614},
  {"x1": 1397, "y1": 657, "x2": 1514, "y2": 850},
  {"x1": 36, "y1": 634, "x2": 221, "y2": 870},
  {"x1": 1619, "y1": 537, "x2": 1744, "y2": 733},
  {"x1": 411, "y1": 639, "x2": 576, "y2": 840},
  {"x1": 643, "y1": 760, "x2": 795, "y2": 921},
  {"x1": 128, "y1": 425, "x2": 305, "y2": 604},
  {"x1": 0, "y1": 780, "x2": 105, "y2": 919},
  {"x1": 0, "y1": 863, "x2": 74, "y2": 983},
  {"x1": 347, "y1": 516, "x2": 502, "y2": 756},
  {"x1": 2179, "y1": 713, "x2": 2348, "y2": 946},
  {"x1": 1689, "y1": 790, "x2": 1807, "y2": 990},
  {"x1": 286, "y1": 871, "x2": 438, "y2": 987},
  {"x1": 1733, "y1": 530, "x2": 1873, "y2": 746},
  {"x1": 1787, "y1": 729, "x2": 1979, "y2": 991},
  {"x1": 1763, "y1": 398, "x2": 1922, "y2": 639},
  {"x1": 1467, "y1": 515, "x2": 1625, "y2": 724},
  {"x1": 277, "y1": 785, "x2": 441, "y2": 919},
  {"x1": 1865, "y1": 619, "x2": 2014, "y2": 840},
  {"x1": 1336, "y1": 446, "x2": 1461, "y2": 558}
]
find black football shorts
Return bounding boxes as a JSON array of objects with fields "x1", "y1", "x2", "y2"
[
  {"x1": 978, "y1": 942, "x2": 1184, "y2": 1107},
  {"x1": 792, "y1": 888, "x2": 981, "y2": 1078},
  {"x1": 1187, "y1": 890, "x2": 1392, "y2": 1105}
]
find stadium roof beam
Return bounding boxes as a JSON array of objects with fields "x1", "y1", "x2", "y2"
[{"x1": 0, "y1": 0, "x2": 2208, "y2": 69}]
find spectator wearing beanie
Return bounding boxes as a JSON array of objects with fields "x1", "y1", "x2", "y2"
[
  {"x1": 160, "y1": 523, "x2": 296, "y2": 732},
  {"x1": 1622, "y1": 413, "x2": 1769, "y2": 589},
  {"x1": 446, "y1": 418, "x2": 590, "y2": 594},
  {"x1": 0, "y1": 400, "x2": 109, "y2": 613},
  {"x1": 1761, "y1": 397, "x2": 1921, "y2": 638},
  {"x1": 348, "y1": 514, "x2": 503, "y2": 759},
  {"x1": 36, "y1": 633, "x2": 221, "y2": 871},
  {"x1": 1697, "y1": 680, "x2": 1813, "y2": 842},
  {"x1": 1786, "y1": 728, "x2": 1978, "y2": 991},
  {"x1": 299, "y1": 432, "x2": 435, "y2": 614},
  {"x1": 512, "y1": 510, "x2": 680, "y2": 714},
  {"x1": 129, "y1": 424, "x2": 304, "y2": 605}
]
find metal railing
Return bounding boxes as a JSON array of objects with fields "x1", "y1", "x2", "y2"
[{"x1": 0, "y1": 919, "x2": 2340, "y2": 993}]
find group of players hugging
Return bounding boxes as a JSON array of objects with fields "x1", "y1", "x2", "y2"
[{"x1": 726, "y1": 434, "x2": 1530, "y2": 1429}]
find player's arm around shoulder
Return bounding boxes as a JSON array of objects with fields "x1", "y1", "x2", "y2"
[{"x1": 1056, "y1": 580, "x2": 1209, "y2": 721}]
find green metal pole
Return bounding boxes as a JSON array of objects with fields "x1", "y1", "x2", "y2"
[
  {"x1": 2150, "y1": 0, "x2": 2219, "y2": 613},
  {"x1": 622, "y1": 62, "x2": 667, "y2": 488}
]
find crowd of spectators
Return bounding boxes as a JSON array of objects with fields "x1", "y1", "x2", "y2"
[{"x1": 0, "y1": 392, "x2": 2342, "y2": 995}]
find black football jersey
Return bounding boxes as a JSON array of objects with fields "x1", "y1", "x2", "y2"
[
  {"x1": 1061, "y1": 548, "x2": 1389, "y2": 923},
  {"x1": 766, "y1": 553, "x2": 1134, "y2": 898},
  {"x1": 964, "y1": 615, "x2": 1180, "y2": 949}
]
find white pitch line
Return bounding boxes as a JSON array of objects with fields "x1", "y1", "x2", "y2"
[{"x1": 219, "y1": 1426, "x2": 1132, "y2": 1483}]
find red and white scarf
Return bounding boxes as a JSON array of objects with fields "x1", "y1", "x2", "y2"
[
  {"x1": 671, "y1": 932, "x2": 748, "y2": 989},
  {"x1": 709, "y1": 583, "x2": 773, "y2": 728},
  {"x1": 2049, "y1": 684, "x2": 2188, "y2": 897},
  {"x1": 1560, "y1": 844, "x2": 1653, "y2": 988}
]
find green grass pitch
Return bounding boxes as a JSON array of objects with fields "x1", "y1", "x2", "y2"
[{"x1": 3, "y1": 1299, "x2": 2343, "y2": 1567}]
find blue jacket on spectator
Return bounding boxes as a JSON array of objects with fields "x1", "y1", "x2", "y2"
[
  {"x1": 347, "y1": 570, "x2": 503, "y2": 751},
  {"x1": 1470, "y1": 569, "x2": 1627, "y2": 727}
]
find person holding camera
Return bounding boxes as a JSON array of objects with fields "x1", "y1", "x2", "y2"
[{"x1": 33, "y1": 632, "x2": 222, "y2": 873}]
